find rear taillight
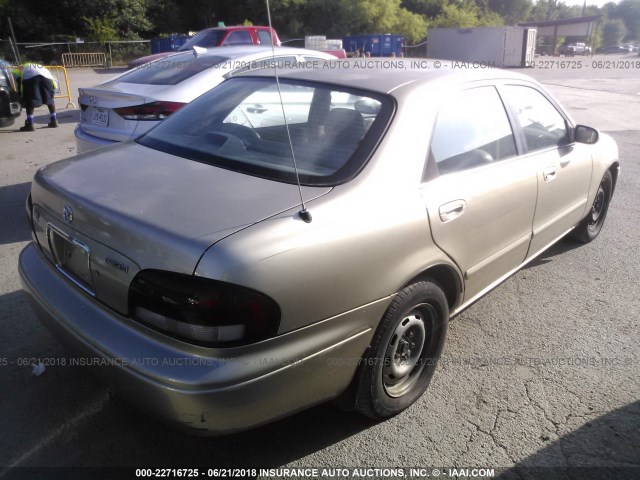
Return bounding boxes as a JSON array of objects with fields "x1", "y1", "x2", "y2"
[
  {"x1": 114, "y1": 101, "x2": 186, "y2": 121},
  {"x1": 128, "y1": 270, "x2": 280, "y2": 347}
]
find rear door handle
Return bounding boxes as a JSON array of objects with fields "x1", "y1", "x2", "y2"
[
  {"x1": 439, "y1": 200, "x2": 467, "y2": 222},
  {"x1": 543, "y1": 167, "x2": 557, "y2": 182}
]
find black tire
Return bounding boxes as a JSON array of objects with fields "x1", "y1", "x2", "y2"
[
  {"x1": 355, "y1": 281, "x2": 448, "y2": 419},
  {"x1": 573, "y1": 170, "x2": 613, "y2": 244}
]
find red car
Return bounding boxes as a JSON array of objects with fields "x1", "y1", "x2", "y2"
[{"x1": 129, "y1": 26, "x2": 281, "y2": 68}]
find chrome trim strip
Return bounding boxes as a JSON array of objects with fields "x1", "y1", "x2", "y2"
[
  {"x1": 452, "y1": 227, "x2": 573, "y2": 317},
  {"x1": 465, "y1": 233, "x2": 532, "y2": 279},
  {"x1": 532, "y1": 198, "x2": 587, "y2": 237}
]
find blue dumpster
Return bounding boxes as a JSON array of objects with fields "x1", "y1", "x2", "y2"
[
  {"x1": 151, "y1": 35, "x2": 191, "y2": 54},
  {"x1": 342, "y1": 34, "x2": 405, "y2": 57}
]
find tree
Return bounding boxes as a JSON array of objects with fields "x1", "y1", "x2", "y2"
[
  {"x1": 344, "y1": 0, "x2": 428, "y2": 42},
  {"x1": 401, "y1": 0, "x2": 446, "y2": 18},
  {"x1": 616, "y1": 0, "x2": 640, "y2": 40},
  {"x1": 529, "y1": 0, "x2": 562, "y2": 22},
  {"x1": 427, "y1": 1, "x2": 503, "y2": 29},
  {"x1": 602, "y1": 19, "x2": 628, "y2": 46},
  {"x1": 488, "y1": 0, "x2": 532, "y2": 25},
  {"x1": 83, "y1": 16, "x2": 118, "y2": 42}
]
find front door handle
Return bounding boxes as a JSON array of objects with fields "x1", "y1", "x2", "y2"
[
  {"x1": 543, "y1": 167, "x2": 557, "y2": 182},
  {"x1": 439, "y1": 200, "x2": 467, "y2": 222},
  {"x1": 247, "y1": 105, "x2": 267, "y2": 114}
]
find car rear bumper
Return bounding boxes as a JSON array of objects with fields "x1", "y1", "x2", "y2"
[
  {"x1": 74, "y1": 124, "x2": 119, "y2": 153},
  {"x1": 19, "y1": 242, "x2": 382, "y2": 434},
  {"x1": 0, "y1": 88, "x2": 21, "y2": 127}
]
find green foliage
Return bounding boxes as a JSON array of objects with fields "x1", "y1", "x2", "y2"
[
  {"x1": 616, "y1": 0, "x2": 640, "y2": 40},
  {"x1": 343, "y1": 0, "x2": 428, "y2": 43},
  {"x1": 602, "y1": 19, "x2": 628, "y2": 46},
  {"x1": 487, "y1": 0, "x2": 532, "y2": 25},
  {"x1": 427, "y1": 1, "x2": 503, "y2": 30},
  {"x1": 4, "y1": 0, "x2": 637, "y2": 49},
  {"x1": 529, "y1": 0, "x2": 562, "y2": 22},
  {"x1": 83, "y1": 16, "x2": 118, "y2": 42}
]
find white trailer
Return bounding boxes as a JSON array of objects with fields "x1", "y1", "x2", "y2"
[{"x1": 427, "y1": 27, "x2": 537, "y2": 67}]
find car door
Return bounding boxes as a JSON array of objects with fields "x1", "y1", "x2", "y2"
[
  {"x1": 500, "y1": 85, "x2": 592, "y2": 257},
  {"x1": 420, "y1": 85, "x2": 538, "y2": 304}
]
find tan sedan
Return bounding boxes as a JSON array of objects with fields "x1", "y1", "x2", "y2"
[{"x1": 19, "y1": 62, "x2": 619, "y2": 433}]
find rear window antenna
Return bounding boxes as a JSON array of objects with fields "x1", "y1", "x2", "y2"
[{"x1": 265, "y1": 0, "x2": 312, "y2": 223}]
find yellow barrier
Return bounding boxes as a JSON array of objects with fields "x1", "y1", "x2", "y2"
[
  {"x1": 61, "y1": 52, "x2": 107, "y2": 69},
  {"x1": 46, "y1": 65, "x2": 76, "y2": 109}
]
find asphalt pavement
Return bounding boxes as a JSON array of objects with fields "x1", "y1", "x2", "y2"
[{"x1": 0, "y1": 55, "x2": 638, "y2": 479}]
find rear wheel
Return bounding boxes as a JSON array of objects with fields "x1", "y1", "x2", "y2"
[
  {"x1": 573, "y1": 170, "x2": 612, "y2": 243},
  {"x1": 355, "y1": 281, "x2": 448, "y2": 419}
]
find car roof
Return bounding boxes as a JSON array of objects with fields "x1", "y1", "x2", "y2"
[
  {"x1": 241, "y1": 58, "x2": 537, "y2": 95},
  {"x1": 199, "y1": 25, "x2": 272, "y2": 31},
  {"x1": 151, "y1": 46, "x2": 334, "y2": 63}
]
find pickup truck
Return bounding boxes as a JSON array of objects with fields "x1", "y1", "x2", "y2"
[
  {"x1": 128, "y1": 26, "x2": 281, "y2": 68},
  {"x1": 559, "y1": 42, "x2": 592, "y2": 56}
]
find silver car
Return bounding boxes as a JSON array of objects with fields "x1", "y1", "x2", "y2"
[
  {"x1": 75, "y1": 46, "x2": 335, "y2": 153},
  {"x1": 20, "y1": 62, "x2": 619, "y2": 434}
]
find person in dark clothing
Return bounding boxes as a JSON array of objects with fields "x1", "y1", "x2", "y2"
[{"x1": 13, "y1": 63, "x2": 58, "y2": 132}]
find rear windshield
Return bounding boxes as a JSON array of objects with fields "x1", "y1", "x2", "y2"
[
  {"x1": 179, "y1": 30, "x2": 226, "y2": 50},
  {"x1": 137, "y1": 77, "x2": 394, "y2": 186},
  {"x1": 117, "y1": 55, "x2": 228, "y2": 85}
]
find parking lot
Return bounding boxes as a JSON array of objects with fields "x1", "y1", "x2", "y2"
[{"x1": 0, "y1": 56, "x2": 638, "y2": 478}]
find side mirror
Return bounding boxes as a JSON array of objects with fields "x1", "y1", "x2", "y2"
[{"x1": 574, "y1": 125, "x2": 599, "y2": 144}]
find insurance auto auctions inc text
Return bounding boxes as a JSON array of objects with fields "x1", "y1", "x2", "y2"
[{"x1": 254, "y1": 467, "x2": 495, "y2": 478}]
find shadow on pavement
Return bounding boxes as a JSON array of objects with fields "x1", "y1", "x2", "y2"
[
  {"x1": 498, "y1": 400, "x2": 640, "y2": 479},
  {"x1": 33, "y1": 110, "x2": 80, "y2": 125},
  {"x1": 524, "y1": 238, "x2": 584, "y2": 269},
  {"x1": 0, "y1": 182, "x2": 32, "y2": 245},
  {"x1": 10, "y1": 386, "x2": 378, "y2": 468}
]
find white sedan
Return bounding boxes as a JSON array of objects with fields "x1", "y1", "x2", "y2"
[{"x1": 75, "y1": 46, "x2": 335, "y2": 153}]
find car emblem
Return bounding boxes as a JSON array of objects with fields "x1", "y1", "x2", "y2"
[
  {"x1": 105, "y1": 257, "x2": 129, "y2": 273},
  {"x1": 62, "y1": 205, "x2": 73, "y2": 223},
  {"x1": 89, "y1": 96, "x2": 96, "y2": 104}
]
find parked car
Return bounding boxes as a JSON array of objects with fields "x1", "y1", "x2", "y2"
[
  {"x1": 76, "y1": 46, "x2": 335, "y2": 153},
  {"x1": 558, "y1": 42, "x2": 591, "y2": 56},
  {"x1": 0, "y1": 59, "x2": 22, "y2": 127},
  {"x1": 128, "y1": 26, "x2": 281, "y2": 68},
  {"x1": 20, "y1": 62, "x2": 619, "y2": 434},
  {"x1": 601, "y1": 45, "x2": 629, "y2": 54}
]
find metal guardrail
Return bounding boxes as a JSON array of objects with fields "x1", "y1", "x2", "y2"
[{"x1": 61, "y1": 52, "x2": 107, "y2": 68}]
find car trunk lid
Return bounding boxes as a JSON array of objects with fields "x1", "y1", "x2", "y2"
[
  {"x1": 78, "y1": 87, "x2": 150, "y2": 142},
  {"x1": 30, "y1": 142, "x2": 331, "y2": 314}
]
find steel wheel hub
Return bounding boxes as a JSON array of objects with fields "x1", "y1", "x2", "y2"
[{"x1": 383, "y1": 311, "x2": 427, "y2": 397}]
